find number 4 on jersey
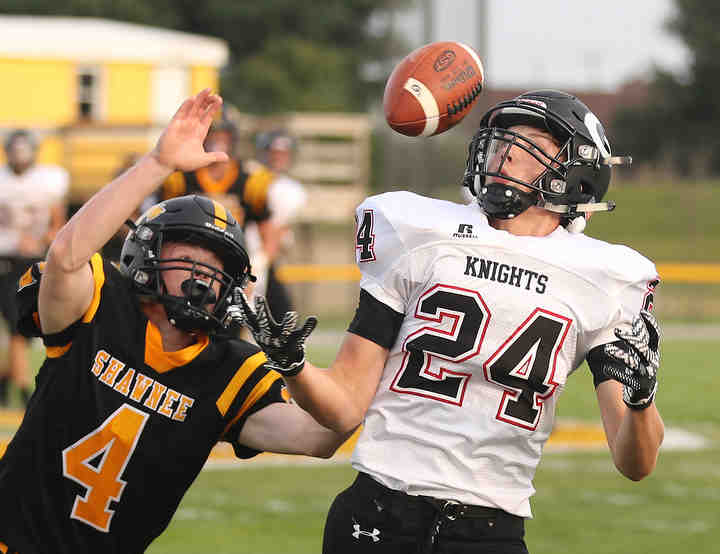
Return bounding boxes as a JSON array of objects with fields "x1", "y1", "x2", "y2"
[
  {"x1": 62, "y1": 404, "x2": 149, "y2": 532},
  {"x1": 355, "y1": 209, "x2": 376, "y2": 262}
]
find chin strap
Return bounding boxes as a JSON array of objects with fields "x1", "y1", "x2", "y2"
[
  {"x1": 542, "y1": 200, "x2": 616, "y2": 215},
  {"x1": 542, "y1": 200, "x2": 616, "y2": 234}
]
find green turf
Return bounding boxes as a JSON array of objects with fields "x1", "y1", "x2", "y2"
[
  {"x1": 584, "y1": 181, "x2": 719, "y2": 263},
  {"x1": 147, "y1": 337, "x2": 720, "y2": 553}
]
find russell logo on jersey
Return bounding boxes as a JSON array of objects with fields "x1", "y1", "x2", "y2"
[{"x1": 452, "y1": 223, "x2": 478, "y2": 239}]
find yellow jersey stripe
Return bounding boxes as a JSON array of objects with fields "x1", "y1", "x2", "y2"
[
  {"x1": 216, "y1": 351, "x2": 267, "y2": 416},
  {"x1": 82, "y1": 254, "x2": 105, "y2": 323},
  {"x1": 222, "y1": 371, "x2": 281, "y2": 436},
  {"x1": 47, "y1": 342, "x2": 72, "y2": 358}
]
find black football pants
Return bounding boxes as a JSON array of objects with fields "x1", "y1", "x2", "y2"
[{"x1": 323, "y1": 472, "x2": 529, "y2": 554}]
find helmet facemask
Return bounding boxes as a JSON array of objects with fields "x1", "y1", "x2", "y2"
[
  {"x1": 466, "y1": 127, "x2": 572, "y2": 219},
  {"x1": 463, "y1": 91, "x2": 631, "y2": 226},
  {"x1": 120, "y1": 195, "x2": 256, "y2": 335},
  {"x1": 127, "y1": 227, "x2": 250, "y2": 333}
]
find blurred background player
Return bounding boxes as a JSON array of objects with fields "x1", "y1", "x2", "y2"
[
  {"x1": 248, "y1": 129, "x2": 308, "y2": 319},
  {"x1": 142, "y1": 114, "x2": 283, "y2": 317},
  {"x1": 0, "y1": 129, "x2": 68, "y2": 407}
]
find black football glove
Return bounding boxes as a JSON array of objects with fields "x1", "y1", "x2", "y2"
[
  {"x1": 603, "y1": 310, "x2": 661, "y2": 410},
  {"x1": 230, "y1": 290, "x2": 317, "y2": 376}
]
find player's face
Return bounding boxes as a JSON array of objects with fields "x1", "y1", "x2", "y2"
[
  {"x1": 268, "y1": 148, "x2": 292, "y2": 172},
  {"x1": 6, "y1": 137, "x2": 36, "y2": 173},
  {"x1": 159, "y1": 242, "x2": 225, "y2": 309},
  {"x1": 205, "y1": 130, "x2": 234, "y2": 156},
  {"x1": 486, "y1": 125, "x2": 563, "y2": 192}
]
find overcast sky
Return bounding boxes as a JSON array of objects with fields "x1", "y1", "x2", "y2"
[{"x1": 398, "y1": 0, "x2": 690, "y2": 91}]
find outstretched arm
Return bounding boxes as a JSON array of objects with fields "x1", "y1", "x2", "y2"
[
  {"x1": 238, "y1": 402, "x2": 355, "y2": 458},
  {"x1": 39, "y1": 90, "x2": 228, "y2": 335},
  {"x1": 232, "y1": 294, "x2": 389, "y2": 434},
  {"x1": 590, "y1": 310, "x2": 665, "y2": 480},
  {"x1": 286, "y1": 333, "x2": 388, "y2": 433}
]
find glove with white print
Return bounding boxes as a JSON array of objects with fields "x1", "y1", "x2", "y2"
[
  {"x1": 603, "y1": 310, "x2": 661, "y2": 410},
  {"x1": 232, "y1": 290, "x2": 317, "y2": 376}
]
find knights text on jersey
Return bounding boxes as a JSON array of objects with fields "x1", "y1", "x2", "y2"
[
  {"x1": 0, "y1": 255, "x2": 284, "y2": 553},
  {"x1": 351, "y1": 191, "x2": 659, "y2": 518}
]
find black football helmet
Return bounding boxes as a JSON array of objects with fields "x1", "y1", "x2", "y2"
[
  {"x1": 463, "y1": 89, "x2": 631, "y2": 226},
  {"x1": 119, "y1": 195, "x2": 254, "y2": 333}
]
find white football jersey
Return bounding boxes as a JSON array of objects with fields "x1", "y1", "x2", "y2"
[
  {"x1": 0, "y1": 164, "x2": 69, "y2": 256},
  {"x1": 350, "y1": 191, "x2": 658, "y2": 518}
]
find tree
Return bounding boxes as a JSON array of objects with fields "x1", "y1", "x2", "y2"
[
  {"x1": 1, "y1": 0, "x2": 409, "y2": 113},
  {"x1": 612, "y1": 1, "x2": 720, "y2": 176}
]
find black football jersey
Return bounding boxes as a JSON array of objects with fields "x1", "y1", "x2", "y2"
[
  {"x1": 161, "y1": 161, "x2": 273, "y2": 225},
  {"x1": 0, "y1": 254, "x2": 284, "y2": 553}
]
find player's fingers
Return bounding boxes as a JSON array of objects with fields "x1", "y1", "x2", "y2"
[
  {"x1": 237, "y1": 290, "x2": 259, "y2": 330},
  {"x1": 200, "y1": 95, "x2": 223, "y2": 127},
  {"x1": 188, "y1": 88, "x2": 210, "y2": 119},
  {"x1": 203, "y1": 151, "x2": 230, "y2": 165},
  {"x1": 300, "y1": 316, "x2": 317, "y2": 340},
  {"x1": 258, "y1": 296, "x2": 282, "y2": 327},
  {"x1": 640, "y1": 310, "x2": 661, "y2": 345},
  {"x1": 604, "y1": 343, "x2": 640, "y2": 371},
  {"x1": 281, "y1": 311, "x2": 299, "y2": 336},
  {"x1": 173, "y1": 97, "x2": 194, "y2": 121}
]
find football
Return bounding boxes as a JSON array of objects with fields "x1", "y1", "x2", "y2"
[{"x1": 383, "y1": 41, "x2": 485, "y2": 137}]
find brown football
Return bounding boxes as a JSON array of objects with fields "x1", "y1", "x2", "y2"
[{"x1": 383, "y1": 41, "x2": 485, "y2": 137}]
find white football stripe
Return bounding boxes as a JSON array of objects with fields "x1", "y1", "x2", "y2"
[
  {"x1": 403, "y1": 77, "x2": 439, "y2": 136},
  {"x1": 457, "y1": 42, "x2": 484, "y2": 80}
]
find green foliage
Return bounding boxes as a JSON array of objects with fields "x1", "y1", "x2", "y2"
[
  {"x1": 1, "y1": 0, "x2": 410, "y2": 112},
  {"x1": 613, "y1": 1, "x2": 720, "y2": 175},
  {"x1": 584, "y1": 180, "x2": 719, "y2": 262}
]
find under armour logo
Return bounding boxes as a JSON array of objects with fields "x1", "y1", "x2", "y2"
[{"x1": 352, "y1": 523, "x2": 381, "y2": 542}]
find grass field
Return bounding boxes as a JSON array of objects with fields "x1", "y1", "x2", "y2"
[{"x1": 144, "y1": 336, "x2": 720, "y2": 554}]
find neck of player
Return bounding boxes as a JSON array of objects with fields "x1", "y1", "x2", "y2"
[{"x1": 489, "y1": 206, "x2": 563, "y2": 237}]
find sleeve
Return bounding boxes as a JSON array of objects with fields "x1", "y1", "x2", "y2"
[
  {"x1": 580, "y1": 249, "x2": 660, "y2": 365},
  {"x1": 242, "y1": 165, "x2": 274, "y2": 222},
  {"x1": 347, "y1": 289, "x2": 404, "y2": 349},
  {"x1": 15, "y1": 254, "x2": 128, "y2": 356},
  {"x1": 216, "y1": 348, "x2": 286, "y2": 459},
  {"x1": 354, "y1": 195, "x2": 414, "y2": 315},
  {"x1": 48, "y1": 165, "x2": 70, "y2": 199},
  {"x1": 267, "y1": 175, "x2": 306, "y2": 225}
]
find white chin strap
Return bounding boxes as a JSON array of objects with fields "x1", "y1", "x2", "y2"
[
  {"x1": 542, "y1": 201, "x2": 616, "y2": 234},
  {"x1": 542, "y1": 201, "x2": 616, "y2": 215}
]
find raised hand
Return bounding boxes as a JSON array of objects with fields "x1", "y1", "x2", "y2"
[
  {"x1": 233, "y1": 290, "x2": 317, "y2": 376},
  {"x1": 151, "y1": 89, "x2": 229, "y2": 173},
  {"x1": 603, "y1": 310, "x2": 661, "y2": 410}
]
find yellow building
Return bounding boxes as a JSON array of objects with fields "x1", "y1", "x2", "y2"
[{"x1": 0, "y1": 15, "x2": 228, "y2": 203}]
